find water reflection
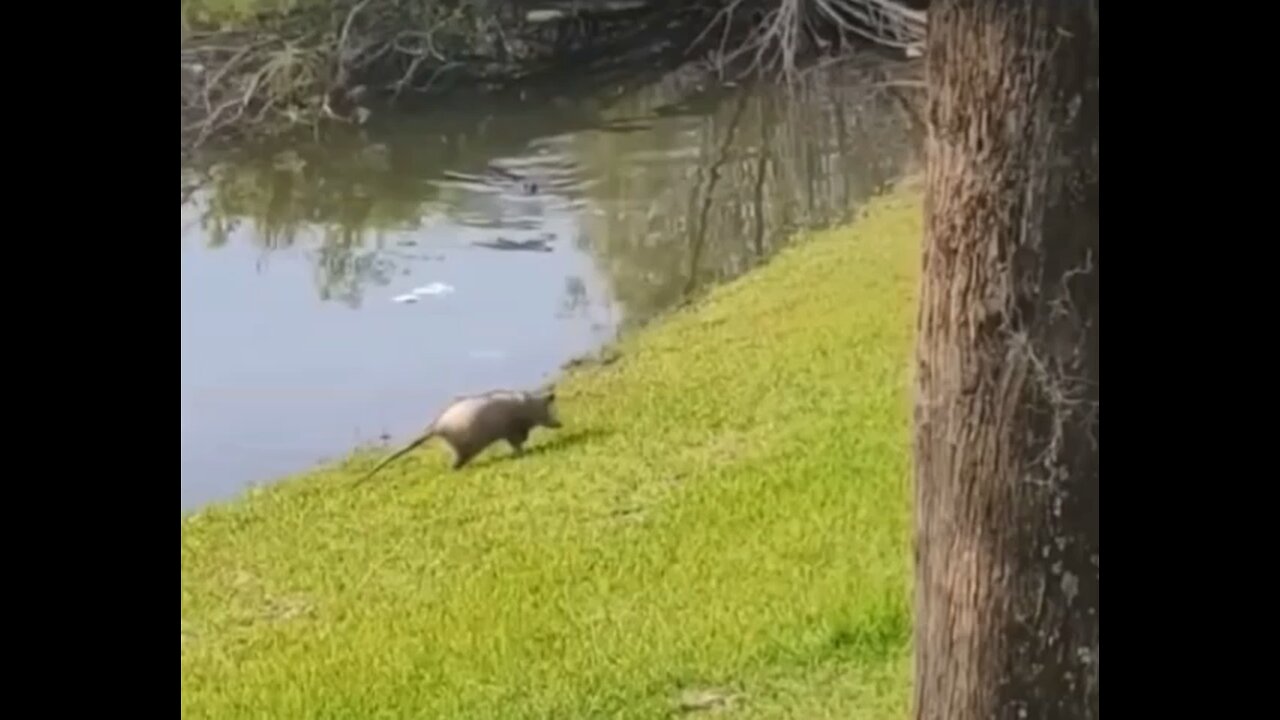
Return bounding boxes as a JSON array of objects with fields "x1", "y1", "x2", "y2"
[
  {"x1": 180, "y1": 56, "x2": 923, "y2": 509},
  {"x1": 567, "y1": 65, "x2": 922, "y2": 328}
]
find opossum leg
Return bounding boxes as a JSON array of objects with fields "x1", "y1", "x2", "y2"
[
  {"x1": 506, "y1": 427, "x2": 529, "y2": 455},
  {"x1": 451, "y1": 443, "x2": 478, "y2": 470}
]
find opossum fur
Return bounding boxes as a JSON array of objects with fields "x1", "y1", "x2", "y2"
[{"x1": 354, "y1": 388, "x2": 561, "y2": 483}]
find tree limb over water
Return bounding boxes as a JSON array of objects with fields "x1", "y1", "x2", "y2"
[
  {"x1": 182, "y1": 0, "x2": 709, "y2": 154},
  {"x1": 180, "y1": 0, "x2": 926, "y2": 155},
  {"x1": 691, "y1": 0, "x2": 923, "y2": 80}
]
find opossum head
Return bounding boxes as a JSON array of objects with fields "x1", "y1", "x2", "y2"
[{"x1": 531, "y1": 389, "x2": 562, "y2": 429}]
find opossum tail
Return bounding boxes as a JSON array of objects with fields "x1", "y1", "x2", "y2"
[{"x1": 352, "y1": 426, "x2": 437, "y2": 486}]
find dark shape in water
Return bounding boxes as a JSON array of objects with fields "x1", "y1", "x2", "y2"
[
  {"x1": 485, "y1": 164, "x2": 540, "y2": 194},
  {"x1": 474, "y1": 237, "x2": 554, "y2": 253}
]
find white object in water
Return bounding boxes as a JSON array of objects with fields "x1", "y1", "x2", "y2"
[
  {"x1": 412, "y1": 282, "x2": 455, "y2": 296},
  {"x1": 392, "y1": 293, "x2": 420, "y2": 304},
  {"x1": 525, "y1": 9, "x2": 564, "y2": 23}
]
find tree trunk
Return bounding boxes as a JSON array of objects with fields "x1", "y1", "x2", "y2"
[{"x1": 913, "y1": 1, "x2": 1098, "y2": 719}]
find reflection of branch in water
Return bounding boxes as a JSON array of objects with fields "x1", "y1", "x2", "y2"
[
  {"x1": 752, "y1": 92, "x2": 773, "y2": 259},
  {"x1": 686, "y1": 85, "x2": 751, "y2": 296},
  {"x1": 312, "y1": 242, "x2": 395, "y2": 309},
  {"x1": 201, "y1": 214, "x2": 239, "y2": 249},
  {"x1": 181, "y1": 179, "x2": 206, "y2": 206},
  {"x1": 883, "y1": 83, "x2": 926, "y2": 137},
  {"x1": 189, "y1": 58, "x2": 924, "y2": 322},
  {"x1": 181, "y1": 166, "x2": 214, "y2": 219},
  {"x1": 832, "y1": 93, "x2": 852, "y2": 211},
  {"x1": 571, "y1": 60, "x2": 923, "y2": 330},
  {"x1": 558, "y1": 276, "x2": 590, "y2": 319}
]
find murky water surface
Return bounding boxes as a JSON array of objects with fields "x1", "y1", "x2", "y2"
[{"x1": 180, "y1": 57, "x2": 922, "y2": 509}]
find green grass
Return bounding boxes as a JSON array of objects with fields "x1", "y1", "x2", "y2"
[{"x1": 181, "y1": 186, "x2": 923, "y2": 719}]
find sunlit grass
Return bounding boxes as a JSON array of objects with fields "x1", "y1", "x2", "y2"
[{"x1": 181, "y1": 185, "x2": 923, "y2": 718}]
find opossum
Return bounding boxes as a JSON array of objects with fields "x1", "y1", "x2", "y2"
[{"x1": 354, "y1": 388, "x2": 562, "y2": 484}]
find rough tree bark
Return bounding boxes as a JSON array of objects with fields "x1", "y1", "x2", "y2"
[{"x1": 913, "y1": 0, "x2": 1098, "y2": 719}]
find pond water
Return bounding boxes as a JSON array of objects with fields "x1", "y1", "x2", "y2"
[{"x1": 180, "y1": 55, "x2": 923, "y2": 511}]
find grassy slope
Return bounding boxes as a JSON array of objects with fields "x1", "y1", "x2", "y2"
[{"x1": 181, "y1": 187, "x2": 923, "y2": 719}]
